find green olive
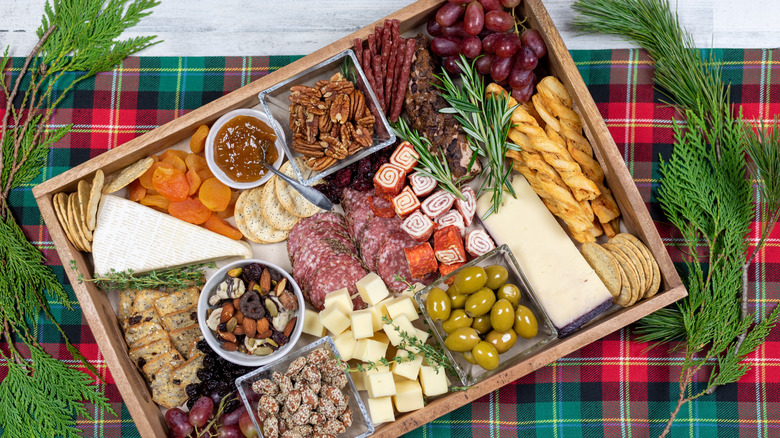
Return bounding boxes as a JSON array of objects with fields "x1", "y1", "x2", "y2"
[
  {"x1": 490, "y1": 299, "x2": 515, "y2": 332},
  {"x1": 484, "y1": 265, "x2": 509, "y2": 290},
  {"x1": 447, "y1": 286, "x2": 468, "y2": 309},
  {"x1": 441, "y1": 309, "x2": 473, "y2": 333},
  {"x1": 514, "y1": 305, "x2": 539, "y2": 339},
  {"x1": 453, "y1": 266, "x2": 487, "y2": 294},
  {"x1": 444, "y1": 327, "x2": 480, "y2": 352},
  {"x1": 471, "y1": 315, "x2": 492, "y2": 334},
  {"x1": 496, "y1": 283, "x2": 522, "y2": 307},
  {"x1": 471, "y1": 341, "x2": 500, "y2": 370},
  {"x1": 485, "y1": 329, "x2": 517, "y2": 354},
  {"x1": 464, "y1": 287, "x2": 496, "y2": 317},
  {"x1": 425, "y1": 287, "x2": 451, "y2": 321},
  {"x1": 462, "y1": 350, "x2": 478, "y2": 365}
]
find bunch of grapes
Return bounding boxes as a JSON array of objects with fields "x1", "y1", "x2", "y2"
[{"x1": 428, "y1": 0, "x2": 547, "y2": 102}]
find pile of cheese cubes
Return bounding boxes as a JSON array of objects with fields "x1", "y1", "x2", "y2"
[{"x1": 301, "y1": 272, "x2": 450, "y2": 424}]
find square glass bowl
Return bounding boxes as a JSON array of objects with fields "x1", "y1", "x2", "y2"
[
  {"x1": 258, "y1": 49, "x2": 396, "y2": 186},
  {"x1": 235, "y1": 336, "x2": 374, "y2": 438},
  {"x1": 414, "y1": 245, "x2": 558, "y2": 387}
]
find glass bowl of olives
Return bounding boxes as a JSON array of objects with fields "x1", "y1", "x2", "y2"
[{"x1": 414, "y1": 245, "x2": 557, "y2": 386}]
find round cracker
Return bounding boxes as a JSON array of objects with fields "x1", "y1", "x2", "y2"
[
  {"x1": 103, "y1": 157, "x2": 155, "y2": 194},
  {"x1": 275, "y1": 160, "x2": 322, "y2": 218},
  {"x1": 246, "y1": 187, "x2": 288, "y2": 243},
  {"x1": 612, "y1": 259, "x2": 633, "y2": 307},
  {"x1": 76, "y1": 180, "x2": 93, "y2": 241},
  {"x1": 260, "y1": 176, "x2": 300, "y2": 231},
  {"x1": 613, "y1": 233, "x2": 662, "y2": 298},
  {"x1": 603, "y1": 243, "x2": 640, "y2": 306},
  {"x1": 581, "y1": 242, "x2": 622, "y2": 298},
  {"x1": 53, "y1": 192, "x2": 80, "y2": 250},
  {"x1": 87, "y1": 170, "x2": 104, "y2": 230},
  {"x1": 68, "y1": 192, "x2": 91, "y2": 252},
  {"x1": 234, "y1": 189, "x2": 260, "y2": 243},
  {"x1": 612, "y1": 239, "x2": 651, "y2": 293}
]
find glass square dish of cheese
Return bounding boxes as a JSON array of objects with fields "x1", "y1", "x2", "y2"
[
  {"x1": 235, "y1": 336, "x2": 374, "y2": 438},
  {"x1": 415, "y1": 245, "x2": 557, "y2": 387}
]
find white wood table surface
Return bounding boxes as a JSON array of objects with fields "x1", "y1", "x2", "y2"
[{"x1": 2, "y1": 0, "x2": 780, "y2": 56}]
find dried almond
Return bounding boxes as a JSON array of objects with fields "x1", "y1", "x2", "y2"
[
  {"x1": 219, "y1": 331, "x2": 237, "y2": 343},
  {"x1": 233, "y1": 325, "x2": 246, "y2": 336},
  {"x1": 235, "y1": 311, "x2": 244, "y2": 325},
  {"x1": 256, "y1": 317, "x2": 270, "y2": 335},
  {"x1": 223, "y1": 342, "x2": 238, "y2": 351},
  {"x1": 243, "y1": 317, "x2": 257, "y2": 338},
  {"x1": 260, "y1": 268, "x2": 271, "y2": 294},
  {"x1": 275, "y1": 278, "x2": 287, "y2": 296},
  {"x1": 220, "y1": 302, "x2": 235, "y2": 323},
  {"x1": 284, "y1": 316, "x2": 297, "y2": 337},
  {"x1": 257, "y1": 329, "x2": 273, "y2": 339},
  {"x1": 233, "y1": 297, "x2": 241, "y2": 309}
]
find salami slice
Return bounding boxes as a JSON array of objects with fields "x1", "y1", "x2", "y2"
[
  {"x1": 359, "y1": 216, "x2": 402, "y2": 272},
  {"x1": 343, "y1": 189, "x2": 375, "y2": 240},
  {"x1": 294, "y1": 236, "x2": 356, "y2": 292},
  {"x1": 307, "y1": 253, "x2": 368, "y2": 310},
  {"x1": 291, "y1": 225, "x2": 353, "y2": 261},
  {"x1": 376, "y1": 230, "x2": 419, "y2": 293},
  {"x1": 288, "y1": 212, "x2": 347, "y2": 258}
]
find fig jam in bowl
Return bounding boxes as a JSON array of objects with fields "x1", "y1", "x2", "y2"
[{"x1": 205, "y1": 108, "x2": 286, "y2": 189}]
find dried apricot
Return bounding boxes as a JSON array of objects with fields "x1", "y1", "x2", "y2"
[
  {"x1": 169, "y1": 197, "x2": 211, "y2": 224},
  {"x1": 160, "y1": 149, "x2": 188, "y2": 162},
  {"x1": 128, "y1": 179, "x2": 146, "y2": 202},
  {"x1": 186, "y1": 168, "x2": 202, "y2": 196},
  {"x1": 198, "y1": 178, "x2": 231, "y2": 211},
  {"x1": 139, "y1": 161, "x2": 173, "y2": 190},
  {"x1": 204, "y1": 214, "x2": 243, "y2": 240},
  {"x1": 140, "y1": 194, "x2": 170, "y2": 212},
  {"x1": 152, "y1": 167, "x2": 190, "y2": 202},
  {"x1": 162, "y1": 154, "x2": 187, "y2": 173},
  {"x1": 197, "y1": 167, "x2": 215, "y2": 182},
  {"x1": 185, "y1": 153, "x2": 208, "y2": 173},
  {"x1": 215, "y1": 190, "x2": 240, "y2": 219},
  {"x1": 190, "y1": 125, "x2": 209, "y2": 154}
]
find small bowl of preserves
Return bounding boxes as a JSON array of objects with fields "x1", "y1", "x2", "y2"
[
  {"x1": 204, "y1": 108, "x2": 286, "y2": 190},
  {"x1": 414, "y1": 244, "x2": 557, "y2": 386},
  {"x1": 197, "y1": 259, "x2": 305, "y2": 367}
]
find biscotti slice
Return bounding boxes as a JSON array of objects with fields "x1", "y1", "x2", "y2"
[
  {"x1": 187, "y1": 339, "x2": 202, "y2": 359},
  {"x1": 118, "y1": 289, "x2": 138, "y2": 323},
  {"x1": 151, "y1": 364, "x2": 187, "y2": 409},
  {"x1": 141, "y1": 350, "x2": 185, "y2": 380},
  {"x1": 128, "y1": 338, "x2": 173, "y2": 367},
  {"x1": 161, "y1": 303, "x2": 198, "y2": 332},
  {"x1": 124, "y1": 321, "x2": 165, "y2": 348},
  {"x1": 169, "y1": 323, "x2": 203, "y2": 357},
  {"x1": 154, "y1": 286, "x2": 200, "y2": 317},
  {"x1": 171, "y1": 353, "x2": 204, "y2": 390},
  {"x1": 126, "y1": 289, "x2": 165, "y2": 327}
]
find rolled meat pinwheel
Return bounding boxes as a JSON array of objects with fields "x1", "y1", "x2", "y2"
[
  {"x1": 373, "y1": 163, "x2": 406, "y2": 200},
  {"x1": 409, "y1": 171, "x2": 437, "y2": 198},
  {"x1": 456, "y1": 186, "x2": 477, "y2": 226},
  {"x1": 436, "y1": 209, "x2": 465, "y2": 237},
  {"x1": 434, "y1": 225, "x2": 467, "y2": 265},
  {"x1": 465, "y1": 229, "x2": 496, "y2": 257},
  {"x1": 392, "y1": 186, "x2": 421, "y2": 217},
  {"x1": 401, "y1": 210, "x2": 435, "y2": 242},
  {"x1": 389, "y1": 141, "x2": 419, "y2": 173},
  {"x1": 421, "y1": 190, "x2": 456, "y2": 220}
]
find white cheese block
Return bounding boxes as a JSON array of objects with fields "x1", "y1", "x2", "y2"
[
  {"x1": 353, "y1": 338, "x2": 387, "y2": 362},
  {"x1": 382, "y1": 314, "x2": 416, "y2": 347},
  {"x1": 419, "y1": 365, "x2": 449, "y2": 397},
  {"x1": 368, "y1": 298, "x2": 390, "y2": 331},
  {"x1": 393, "y1": 379, "x2": 424, "y2": 412},
  {"x1": 477, "y1": 176, "x2": 613, "y2": 336},
  {"x1": 302, "y1": 309, "x2": 327, "y2": 337},
  {"x1": 371, "y1": 331, "x2": 390, "y2": 348},
  {"x1": 391, "y1": 349, "x2": 423, "y2": 381},
  {"x1": 324, "y1": 287, "x2": 353, "y2": 314},
  {"x1": 399, "y1": 282, "x2": 425, "y2": 310},
  {"x1": 367, "y1": 397, "x2": 395, "y2": 424},
  {"x1": 406, "y1": 328, "x2": 429, "y2": 354},
  {"x1": 319, "y1": 306, "x2": 350, "y2": 336},
  {"x1": 351, "y1": 369, "x2": 366, "y2": 391},
  {"x1": 350, "y1": 309, "x2": 374, "y2": 339},
  {"x1": 356, "y1": 272, "x2": 390, "y2": 305},
  {"x1": 333, "y1": 330, "x2": 356, "y2": 361},
  {"x1": 384, "y1": 296, "x2": 419, "y2": 322},
  {"x1": 366, "y1": 371, "x2": 396, "y2": 398},
  {"x1": 92, "y1": 195, "x2": 251, "y2": 275}
]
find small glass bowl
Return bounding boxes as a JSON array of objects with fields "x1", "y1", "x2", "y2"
[
  {"x1": 258, "y1": 49, "x2": 395, "y2": 186},
  {"x1": 414, "y1": 245, "x2": 558, "y2": 387},
  {"x1": 235, "y1": 336, "x2": 374, "y2": 438}
]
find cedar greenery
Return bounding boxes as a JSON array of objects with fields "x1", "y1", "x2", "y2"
[
  {"x1": 72, "y1": 260, "x2": 214, "y2": 291},
  {"x1": 574, "y1": 0, "x2": 780, "y2": 436},
  {"x1": 0, "y1": 1, "x2": 159, "y2": 436}
]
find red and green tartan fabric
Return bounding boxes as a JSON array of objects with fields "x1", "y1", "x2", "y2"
[{"x1": 1, "y1": 49, "x2": 779, "y2": 437}]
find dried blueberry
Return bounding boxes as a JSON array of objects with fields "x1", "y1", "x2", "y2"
[
  {"x1": 196, "y1": 339, "x2": 210, "y2": 353},
  {"x1": 242, "y1": 263, "x2": 265, "y2": 283},
  {"x1": 185, "y1": 383, "x2": 200, "y2": 398}
]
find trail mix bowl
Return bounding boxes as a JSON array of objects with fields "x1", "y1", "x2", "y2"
[{"x1": 198, "y1": 259, "x2": 305, "y2": 366}]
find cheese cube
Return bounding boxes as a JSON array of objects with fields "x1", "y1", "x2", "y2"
[
  {"x1": 393, "y1": 379, "x2": 424, "y2": 412},
  {"x1": 382, "y1": 314, "x2": 416, "y2": 346},
  {"x1": 302, "y1": 309, "x2": 327, "y2": 337},
  {"x1": 324, "y1": 287, "x2": 353, "y2": 314},
  {"x1": 351, "y1": 369, "x2": 366, "y2": 391},
  {"x1": 384, "y1": 296, "x2": 419, "y2": 322},
  {"x1": 319, "y1": 306, "x2": 350, "y2": 336},
  {"x1": 400, "y1": 283, "x2": 425, "y2": 310},
  {"x1": 368, "y1": 298, "x2": 391, "y2": 331},
  {"x1": 350, "y1": 309, "x2": 374, "y2": 339},
  {"x1": 419, "y1": 365, "x2": 449, "y2": 396},
  {"x1": 367, "y1": 396, "x2": 395, "y2": 424},
  {"x1": 366, "y1": 371, "x2": 396, "y2": 398},
  {"x1": 353, "y1": 339, "x2": 388, "y2": 362},
  {"x1": 407, "y1": 328, "x2": 429, "y2": 354},
  {"x1": 391, "y1": 350, "x2": 423, "y2": 381},
  {"x1": 357, "y1": 364, "x2": 390, "y2": 390},
  {"x1": 371, "y1": 331, "x2": 390, "y2": 348},
  {"x1": 333, "y1": 330, "x2": 356, "y2": 361},
  {"x1": 356, "y1": 272, "x2": 390, "y2": 305}
]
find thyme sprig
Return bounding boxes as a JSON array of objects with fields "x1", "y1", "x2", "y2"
[
  {"x1": 71, "y1": 261, "x2": 214, "y2": 291},
  {"x1": 433, "y1": 55, "x2": 520, "y2": 219}
]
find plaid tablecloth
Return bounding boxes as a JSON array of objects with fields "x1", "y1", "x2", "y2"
[{"x1": 2, "y1": 49, "x2": 779, "y2": 437}]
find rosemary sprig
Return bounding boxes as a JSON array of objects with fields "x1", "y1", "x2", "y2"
[
  {"x1": 71, "y1": 261, "x2": 214, "y2": 291},
  {"x1": 391, "y1": 117, "x2": 466, "y2": 200},
  {"x1": 433, "y1": 55, "x2": 520, "y2": 219}
]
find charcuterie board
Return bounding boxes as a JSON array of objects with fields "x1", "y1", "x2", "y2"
[{"x1": 32, "y1": 0, "x2": 686, "y2": 436}]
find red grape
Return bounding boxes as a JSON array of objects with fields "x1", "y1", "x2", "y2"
[
  {"x1": 443, "y1": 56, "x2": 463, "y2": 74},
  {"x1": 449, "y1": 0, "x2": 472, "y2": 3},
  {"x1": 475, "y1": 54, "x2": 495, "y2": 75},
  {"x1": 427, "y1": 17, "x2": 444, "y2": 36},
  {"x1": 512, "y1": 81, "x2": 535, "y2": 102},
  {"x1": 501, "y1": 0, "x2": 522, "y2": 7},
  {"x1": 461, "y1": 36, "x2": 482, "y2": 58},
  {"x1": 165, "y1": 408, "x2": 193, "y2": 438},
  {"x1": 479, "y1": 0, "x2": 503, "y2": 11},
  {"x1": 494, "y1": 33, "x2": 520, "y2": 58},
  {"x1": 464, "y1": 1, "x2": 485, "y2": 36},
  {"x1": 482, "y1": 32, "x2": 502, "y2": 54},
  {"x1": 440, "y1": 21, "x2": 470, "y2": 38},
  {"x1": 221, "y1": 406, "x2": 246, "y2": 426},
  {"x1": 431, "y1": 37, "x2": 461, "y2": 57},
  {"x1": 485, "y1": 10, "x2": 514, "y2": 32},
  {"x1": 189, "y1": 396, "x2": 214, "y2": 428},
  {"x1": 521, "y1": 29, "x2": 547, "y2": 58},
  {"x1": 238, "y1": 411, "x2": 259, "y2": 438},
  {"x1": 515, "y1": 46, "x2": 538, "y2": 70},
  {"x1": 217, "y1": 425, "x2": 242, "y2": 438},
  {"x1": 436, "y1": 2, "x2": 466, "y2": 27},
  {"x1": 508, "y1": 67, "x2": 534, "y2": 89},
  {"x1": 491, "y1": 55, "x2": 513, "y2": 82}
]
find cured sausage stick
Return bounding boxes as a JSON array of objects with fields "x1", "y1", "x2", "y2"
[
  {"x1": 389, "y1": 38, "x2": 416, "y2": 122},
  {"x1": 384, "y1": 38, "x2": 398, "y2": 113},
  {"x1": 372, "y1": 54, "x2": 385, "y2": 110},
  {"x1": 353, "y1": 38, "x2": 364, "y2": 70},
  {"x1": 362, "y1": 50, "x2": 380, "y2": 108}
]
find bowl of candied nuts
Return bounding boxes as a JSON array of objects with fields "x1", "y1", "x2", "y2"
[{"x1": 198, "y1": 259, "x2": 304, "y2": 366}]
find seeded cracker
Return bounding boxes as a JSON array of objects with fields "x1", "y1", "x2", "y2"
[
  {"x1": 603, "y1": 243, "x2": 641, "y2": 306},
  {"x1": 150, "y1": 363, "x2": 187, "y2": 409},
  {"x1": 102, "y1": 156, "x2": 155, "y2": 194},
  {"x1": 86, "y1": 169, "x2": 104, "y2": 230},
  {"x1": 169, "y1": 323, "x2": 203, "y2": 357},
  {"x1": 141, "y1": 350, "x2": 184, "y2": 380},
  {"x1": 275, "y1": 159, "x2": 322, "y2": 218},
  {"x1": 67, "y1": 192, "x2": 91, "y2": 252},
  {"x1": 160, "y1": 303, "x2": 198, "y2": 332},
  {"x1": 124, "y1": 321, "x2": 166, "y2": 348},
  {"x1": 245, "y1": 186, "x2": 288, "y2": 243},
  {"x1": 260, "y1": 175, "x2": 300, "y2": 231},
  {"x1": 53, "y1": 192, "x2": 81, "y2": 250},
  {"x1": 613, "y1": 233, "x2": 662, "y2": 298},
  {"x1": 612, "y1": 238, "x2": 651, "y2": 293},
  {"x1": 128, "y1": 338, "x2": 173, "y2": 365},
  {"x1": 154, "y1": 286, "x2": 199, "y2": 317},
  {"x1": 234, "y1": 188, "x2": 263, "y2": 243},
  {"x1": 580, "y1": 242, "x2": 622, "y2": 298}
]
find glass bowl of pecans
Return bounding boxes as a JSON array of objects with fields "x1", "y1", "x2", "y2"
[
  {"x1": 258, "y1": 49, "x2": 395, "y2": 186},
  {"x1": 235, "y1": 336, "x2": 374, "y2": 438},
  {"x1": 197, "y1": 259, "x2": 305, "y2": 367}
]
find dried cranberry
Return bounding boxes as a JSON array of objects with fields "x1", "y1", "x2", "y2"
[
  {"x1": 272, "y1": 332, "x2": 289, "y2": 345},
  {"x1": 352, "y1": 178, "x2": 373, "y2": 191},
  {"x1": 329, "y1": 167, "x2": 353, "y2": 188},
  {"x1": 242, "y1": 263, "x2": 265, "y2": 283}
]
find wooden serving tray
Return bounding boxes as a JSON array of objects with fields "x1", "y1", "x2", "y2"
[{"x1": 33, "y1": 0, "x2": 687, "y2": 436}]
